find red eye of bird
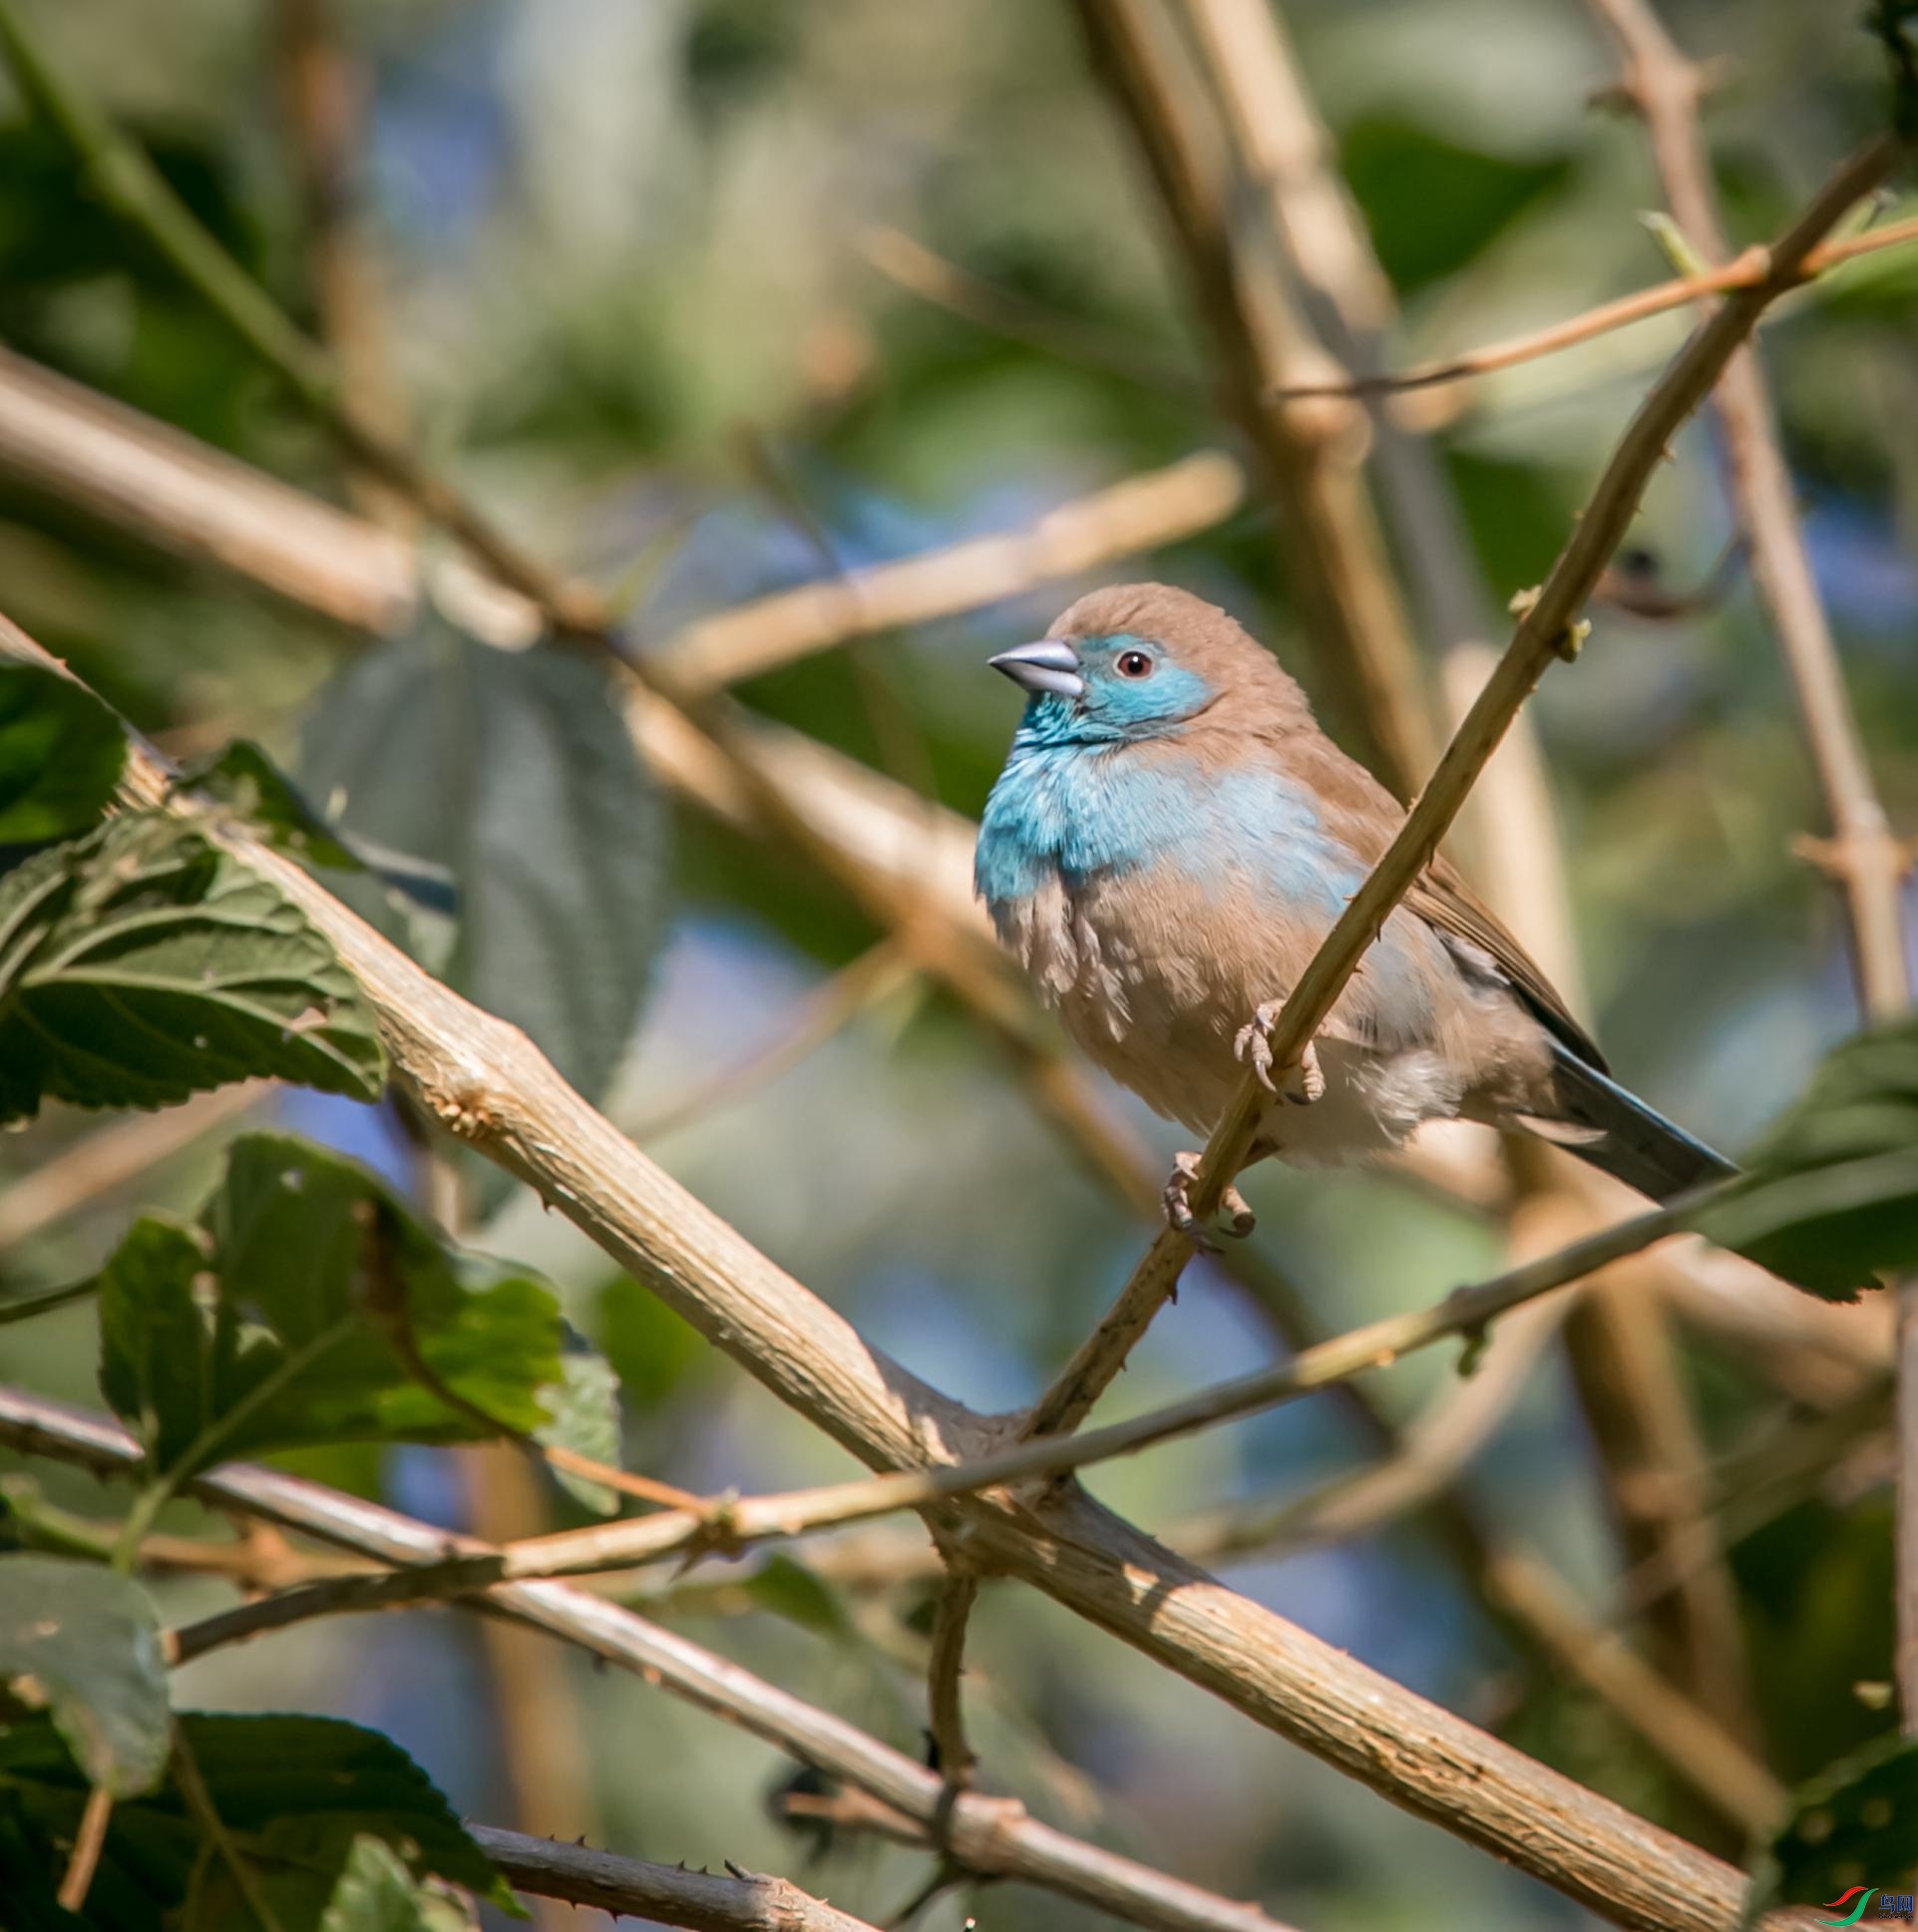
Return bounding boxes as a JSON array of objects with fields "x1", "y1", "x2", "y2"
[{"x1": 1116, "y1": 650, "x2": 1153, "y2": 679}]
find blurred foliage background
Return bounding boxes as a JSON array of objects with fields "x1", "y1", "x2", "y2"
[{"x1": 1, "y1": 1, "x2": 1915, "y2": 1926}]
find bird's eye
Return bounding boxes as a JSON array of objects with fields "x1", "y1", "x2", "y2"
[{"x1": 1115, "y1": 650, "x2": 1153, "y2": 679}]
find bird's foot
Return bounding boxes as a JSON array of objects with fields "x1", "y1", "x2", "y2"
[
  {"x1": 1233, "y1": 1004, "x2": 1326, "y2": 1106},
  {"x1": 1162, "y1": 1150, "x2": 1256, "y2": 1250}
]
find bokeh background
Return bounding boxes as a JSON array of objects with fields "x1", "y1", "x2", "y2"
[{"x1": 2, "y1": 1, "x2": 1915, "y2": 1926}]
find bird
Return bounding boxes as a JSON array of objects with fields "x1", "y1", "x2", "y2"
[{"x1": 973, "y1": 581, "x2": 1733, "y2": 1239}]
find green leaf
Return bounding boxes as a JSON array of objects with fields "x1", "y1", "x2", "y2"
[
  {"x1": 0, "y1": 1712, "x2": 516, "y2": 1922},
  {"x1": 0, "y1": 813, "x2": 386, "y2": 1126},
  {"x1": 743, "y1": 1554, "x2": 858, "y2": 1641},
  {"x1": 1693, "y1": 1019, "x2": 1918, "y2": 1298},
  {"x1": 0, "y1": 1791, "x2": 86, "y2": 1929},
  {"x1": 96, "y1": 1132, "x2": 567, "y2": 1478},
  {"x1": 1341, "y1": 120, "x2": 1571, "y2": 296},
  {"x1": 1745, "y1": 1733, "x2": 1918, "y2": 1924},
  {"x1": 299, "y1": 616, "x2": 667, "y2": 1119},
  {"x1": 0, "y1": 665, "x2": 126, "y2": 844},
  {"x1": 534, "y1": 1348, "x2": 622, "y2": 1516},
  {"x1": 0, "y1": 1557, "x2": 169, "y2": 1798},
  {"x1": 321, "y1": 1834, "x2": 477, "y2": 1932}
]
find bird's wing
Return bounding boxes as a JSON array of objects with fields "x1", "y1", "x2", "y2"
[
  {"x1": 1405, "y1": 857, "x2": 1608, "y2": 1073},
  {"x1": 1275, "y1": 729, "x2": 1609, "y2": 1072}
]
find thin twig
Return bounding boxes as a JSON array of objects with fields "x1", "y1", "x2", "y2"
[
  {"x1": 55, "y1": 1784, "x2": 113, "y2": 1913},
  {"x1": 1583, "y1": 0, "x2": 1916, "y2": 1728},
  {"x1": 861, "y1": 224, "x2": 1206, "y2": 396},
  {"x1": 660, "y1": 449, "x2": 1246, "y2": 694},
  {"x1": 926, "y1": 1571, "x2": 981, "y2": 1795},
  {"x1": 173, "y1": 1723, "x2": 287, "y2": 1932},
  {"x1": 2, "y1": 1383, "x2": 1806, "y2": 1932},
  {"x1": 471, "y1": 1824, "x2": 888, "y2": 1932},
  {"x1": 1268, "y1": 215, "x2": 1918, "y2": 402},
  {"x1": 1020, "y1": 136, "x2": 1894, "y2": 1443},
  {"x1": 163, "y1": 1199, "x2": 1692, "y2": 1622}
]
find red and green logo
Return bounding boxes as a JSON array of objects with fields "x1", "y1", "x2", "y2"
[{"x1": 1823, "y1": 1887, "x2": 1915, "y2": 1926}]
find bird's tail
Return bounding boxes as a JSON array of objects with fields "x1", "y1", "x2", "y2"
[{"x1": 1524, "y1": 1041, "x2": 1736, "y2": 1203}]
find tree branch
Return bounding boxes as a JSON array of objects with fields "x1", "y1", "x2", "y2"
[
  {"x1": 0, "y1": 1389, "x2": 1299, "y2": 1932},
  {"x1": 1267, "y1": 215, "x2": 1918, "y2": 403},
  {"x1": 1582, "y1": 0, "x2": 1917, "y2": 1729},
  {"x1": 470, "y1": 1826, "x2": 887, "y2": 1932},
  {"x1": 2, "y1": 1384, "x2": 1814, "y2": 1932},
  {"x1": 156, "y1": 1197, "x2": 1692, "y2": 1622}
]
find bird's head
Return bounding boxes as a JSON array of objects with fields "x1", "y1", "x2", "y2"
[{"x1": 989, "y1": 582, "x2": 1301, "y2": 747}]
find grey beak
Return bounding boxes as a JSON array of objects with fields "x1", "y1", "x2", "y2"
[{"x1": 989, "y1": 638, "x2": 1084, "y2": 701}]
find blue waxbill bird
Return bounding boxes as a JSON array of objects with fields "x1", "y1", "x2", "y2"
[{"x1": 974, "y1": 582, "x2": 1733, "y2": 1237}]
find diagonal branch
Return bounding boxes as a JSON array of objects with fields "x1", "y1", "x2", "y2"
[
  {"x1": 470, "y1": 1826, "x2": 888, "y2": 1932},
  {"x1": 1582, "y1": 0, "x2": 1917, "y2": 1729},
  {"x1": 4, "y1": 1384, "x2": 1810, "y2": 1932},
  {"x1": 0, "y1": 618, "x2": 1808, "y2": 1929},
  {"x1": 160, "y1": 1199, "x2": 1690, "y2": 1617},
  {"x1": 1269, "y1": 213, "x2": 1918, "y2": 404},
  {"x1": 1180, "y1": 0, "x2": 1761, "y2": 1752},
  {"x1": 1020, "y1": 134, "x2": 1896, "y2": 1442}
]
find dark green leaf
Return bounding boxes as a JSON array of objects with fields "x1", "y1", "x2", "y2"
[
  {"x1": 743, "y1": 1554, "x2": 857, "y2": 1641},
  {"x1": 1693, "y1": 1019, "x2": 1918, "y2": 1298},
  {"x1": 534, "y1": 1349, "x2": 621, "y2": 1516},
  {"x1": 321, "y1": 1834, "x2": 477, "y2": 1932},
  {"x1": 1745, "y1": 1733, "x2": 1918, "y2": 1924},
  {"x1": 0, "y1": 813, "x2": 385, "y2": 1125},
  {"x1": 0, "y1": 665, "x2": 126, "y2": 844},
  {"x1": 0, "y1": 1557, "x2": 169, "y2": 1797},
  {"x1": 1342, "y1": 120, "x2": 1571, "y2": 296},
  {"x1": 0, "y1": 1712, "x2": 516, "y2": 1922},
  {"x1": 299, "y1": 616, "x2": 667, "y2": 1118},
  {"x1": 598, "y1": 1275, "x2": 705, "y2": 1408},
  {"x1": 95, "y1": 1132, "x2": 566, "y2": 1477}
]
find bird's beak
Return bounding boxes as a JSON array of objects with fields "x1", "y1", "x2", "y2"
[{"x1": 989, "y1": 638, "x2": 1084, "y2": 700}]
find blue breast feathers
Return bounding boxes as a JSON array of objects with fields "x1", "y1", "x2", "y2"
[{"x1": 976, "y1": 746, "x2": 1357, "y2": 915}]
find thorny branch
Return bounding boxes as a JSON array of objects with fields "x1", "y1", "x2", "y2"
[
  {"x1": 1177, "y1": 0, "x2": 1755, "y2": 1746},
  {"x1": 470, "y1": 1825, "x2": 888, "y2": 1932},
  {"x1": 1582, "y1": 0, "x2": 1918, "y2": 1728},
  {"x1": 1267, "y1": 214, "x2": 1918, "y2": 404}
]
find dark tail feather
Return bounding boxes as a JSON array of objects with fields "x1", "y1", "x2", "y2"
[{"x1": 1529, "y1": 1042, "x2": 1736, "y2": 1203}]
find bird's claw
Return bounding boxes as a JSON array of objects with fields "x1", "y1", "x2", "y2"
[
  {"x1": 1162, "y1": 1151, "x2": 1256, "y2": 1250},
  {"x1": 1233, "y1": 1001, "x2": 1283, "y2": 1091},
  {"x1": 1233, "y1": 1005, "x2": 1326, "y2": 1107}
]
